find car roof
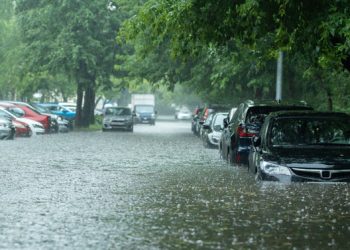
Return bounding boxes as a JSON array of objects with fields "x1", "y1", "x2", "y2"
[
  {"x1": 106, "y1": 106, "x2": 130, "y2": 109},
  {"x1": 243, "y1": 99, "x2": 311, "y2": 108},
  {"x1": 0, "y1": 102, "x2": 17, "y2": 108},
  {"x1": 268, "y1": 110, "x2": 350, "y2": 119}
]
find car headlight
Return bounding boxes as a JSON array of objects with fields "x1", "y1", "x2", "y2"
[
  {"x1": 104, "y1": 118, "x2": 111, "y2": 123},
  {"x1": 14, "y1": 122, "x2": 26, "y2": 129},
  {"x1": 260, "y1": 161, "x2": 291, "y2": 176},
  {"x1": 151, "y1": 113, "x2": 156, "y2": 118}
]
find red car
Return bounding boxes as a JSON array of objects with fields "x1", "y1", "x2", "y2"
[
  {"x1": 13, "y1": 120, "x2": 32, "y2": 137},
  {"x1": 0, "y1": 107, "x2": 32, "y2": 137},
  {"x1": 0, "y1": 102, "x2": 51, "y2": 132}
]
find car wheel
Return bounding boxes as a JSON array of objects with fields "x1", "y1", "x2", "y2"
[{"x1": 128, "y1": 126, "x2": 134, "y2": 132}]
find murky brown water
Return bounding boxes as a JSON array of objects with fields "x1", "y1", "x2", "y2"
[{"x1": 1, "y1": 120, "x2": 349, "y2": 249}]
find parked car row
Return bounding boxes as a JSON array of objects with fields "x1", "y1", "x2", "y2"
[
  {"x1": 192, "y1": 100, "x2": 350, "y2": 183},
  {"x1": 0, "y1": 101, "x2": 72, "y2": 140}
]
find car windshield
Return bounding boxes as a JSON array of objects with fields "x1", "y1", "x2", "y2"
[
  {"x1": 213, "y1": 114, "x2": 227, "y2": 127},
  {"x1": 7, "y1": 107, "x2": 25, "y2": 118},
  {"x1": 269, "y1": 117, "x2": 350, "y2": 147},
  {"x1": 135, "y1": 106, "x2": 154, "y2": 113},
  {"x1": 31, "y1": 104, "x2": 50, "y2": 113},
  {"x1": 105, "y1": 107, "x2": 131, "y2": 116}
]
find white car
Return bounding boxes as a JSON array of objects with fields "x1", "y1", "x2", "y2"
[
  {"x1": 176, "y1": 108, "x2": 192, "y2": 120},
  {"x1": 0, "y1": 107, "x2": 45, "y2": 135}
]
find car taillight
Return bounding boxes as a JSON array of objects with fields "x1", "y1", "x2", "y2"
[{"x1": 237, "y1": 125, "x2": 255, "y2": 138}]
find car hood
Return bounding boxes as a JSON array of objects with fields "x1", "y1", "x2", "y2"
[
  {"x1": 265, "y1": 147, "x2": 350, "y2": 169},
  {"x1": 17, "y1": 117, "x2": 43, "y2": 127},
  {"x1": 104, "y1": 115, "x2": 131, "y2": 119}
]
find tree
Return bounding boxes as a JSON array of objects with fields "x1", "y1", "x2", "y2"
[
  {"x1": 119, "y1": 0, "x2": 350, "y2": 109},
  {"x1": 15, "y1": 0, "x2": 123, "y2": 127}
]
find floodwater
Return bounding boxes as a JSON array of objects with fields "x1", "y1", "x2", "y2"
[{"x1": 1, "y1": 119, "x2": 350, "y2": 249}]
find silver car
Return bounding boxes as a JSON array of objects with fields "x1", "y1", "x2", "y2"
[
  {"x1": 102, "y1": 107, "x2": 134, "y2": 132},
  {"x1": 0, "y1": 117, "x2": 15, "y2": 140}
]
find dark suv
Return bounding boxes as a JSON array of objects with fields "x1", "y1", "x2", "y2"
[{"x1": 220, "y1": 100, "x2": 313, "y2": 165}]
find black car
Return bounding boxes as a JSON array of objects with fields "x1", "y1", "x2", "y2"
[
  {"x1": 220, "y1": 100, "x2": 313, "y2": 165},
  {"x1": 249, "y1": 111, "x2": 350, "y2": 182}
]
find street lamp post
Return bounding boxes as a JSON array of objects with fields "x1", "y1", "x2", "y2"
[{"x1": 276, "y1": 51, "x2": 283, "y2": 101}]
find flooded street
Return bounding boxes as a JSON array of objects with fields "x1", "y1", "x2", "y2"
[{"x1": 1, "y1": 119, "x2": 350, "y2": 249}]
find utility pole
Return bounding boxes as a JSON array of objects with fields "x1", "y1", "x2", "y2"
[{"x1": 276, "y1": 51, "x2": 283, "y2": 101}]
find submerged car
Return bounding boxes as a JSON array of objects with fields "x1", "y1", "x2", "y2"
[
  {"x1": 134, "y1": 105, "x2": 156, "y2": 125},
  {"x1": 37, "y1": 103, "x2": 75, "y2": 129},
  {"x1": 221, "y1": 100, "x2": 313, "y2": 165},
  {"x1": 0, "y1": 104, "x2": 45, "y2": 134},
  {"x1": 202, "y1": 112, "x2": 229, "y2": 148},
  {"x1": 175, "y1": 107, "x2": 192, "y2": 120},
  {"x1": 0, "y1": 117, "x2": 15, "y2": 140},
  {"x1": 31, "y1": 103, "x2": 69, "y2": 133},
  {"x1": 0, "y1": 102, "x2": 51, "y2": 132},
  {"x1": 102, "y1": 107, "x2": 134, "y2": 132},
  {"x1": 0, "y1": 108, "x2": 32, "y2": 137},
  {"x1": 249, "y1": 111, "x2": 350, "y2": 182}
]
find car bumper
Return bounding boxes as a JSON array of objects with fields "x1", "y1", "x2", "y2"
[
  {"x1": 103, "y1": 121, "x2": 133, "y2": 130},
  {"x1": 259, "y1": 166, "x2": 350, "y2": 183},
  {"x1": 135, "y1": 117, "x2": 155, "y2": 124}
]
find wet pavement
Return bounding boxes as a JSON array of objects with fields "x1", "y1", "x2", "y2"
[{"x1": 1, "y1": 119, "x2": 350, "y2": 249}]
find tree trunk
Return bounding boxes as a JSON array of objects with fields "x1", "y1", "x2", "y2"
[
  {"x1": 82, "y1": 84, "x2": 95, "y2": 126},
  {"x1": 254, "y1": 87, "x2": 263, "y2": 100},
  {"x1": 75, "y1": 83, "x2": 84, "y2": 127},
  {"x1": 327, "y1": 89, "x2": 333, "y2": 111}
]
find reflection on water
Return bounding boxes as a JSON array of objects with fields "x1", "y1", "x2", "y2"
[{"x1": 0, "y1": 121, "x2": 349, "y2": 249}]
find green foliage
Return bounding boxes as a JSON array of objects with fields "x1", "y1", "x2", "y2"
[{"x1": 118, "y1": 0, "x2": 350, "y2": 111}]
